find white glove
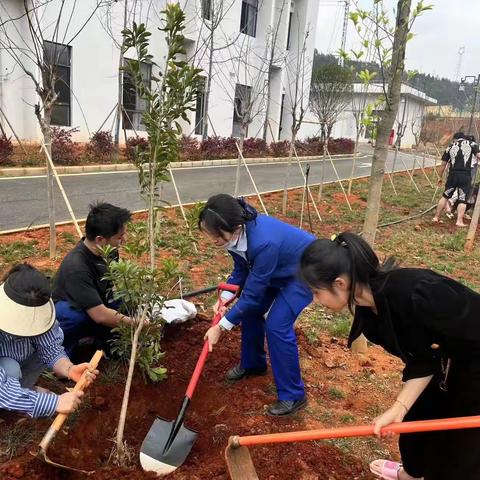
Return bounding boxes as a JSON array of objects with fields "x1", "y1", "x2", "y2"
[{"x1": 159, "y1": 299, "x2": 197, "y2": 324}]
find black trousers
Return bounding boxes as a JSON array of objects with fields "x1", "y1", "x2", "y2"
[{"x1": 400, "y1": 358, "x2": 480, "y2": 479}]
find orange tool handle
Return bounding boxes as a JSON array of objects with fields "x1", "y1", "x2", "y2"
[
  {"x1": 185, "y1": 284, "x2": 240, "y2": 400},
  {"x1": 235, "y1": 415, "x2": 480, "y2": 447},
  {"x1": 39, "y1": 350, "x2": 103, "y2": 449}
]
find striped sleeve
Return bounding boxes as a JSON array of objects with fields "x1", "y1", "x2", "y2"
[
  {"x1": 34, "y1": 322, "x2": 68, "y2": 369},
  {"x1": 0, "y1": 366, "x2": 58, "y2": 417}
]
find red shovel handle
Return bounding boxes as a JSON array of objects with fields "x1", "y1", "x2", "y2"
[
  {"x1": 185, "y1": 283, "x2": 240, "y2": 399},
  {"x1": 234, "y1": 415, "x2": 480, "y2": 447}
]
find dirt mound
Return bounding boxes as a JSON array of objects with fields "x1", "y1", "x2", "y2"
[{"x1": 0, "y1": 314, "x2": 370, "y2": 479}]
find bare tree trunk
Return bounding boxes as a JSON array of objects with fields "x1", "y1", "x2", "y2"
[
  {"x1": 114, "y1": 0, "x2": 128, "y2": 147},
  {"x1": 362, "y1": 0, "x2": 412, "y2": 246},
  {"x1": 115, "y1": 311, "x2": 146, "y2": 465},
  {"x1": 41, "y1": 112, "x2": 56, "y2": 258},
  {"x1": 148, "y1": 147, "x2": 158, "y2": 269},
  {"x1": 318, "y1": 130, "x2": 328, "y2": 201},
  {"x1": 262, "y1": 69, "x2": 273, "y2": 142},
  {"x1": 234, "y1": 127, "x2": 245, "y2": 197},
  {"x1": 202, "y1": 31, "x2": 214, "y2": 141},
  {"x1": 282, "y1": 131, "x2": 296, "y2": 214},
  {"x1": 348, "y1": 132, "x2": 361, "y2": 195}
]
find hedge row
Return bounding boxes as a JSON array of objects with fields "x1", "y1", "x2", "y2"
[{"x1": 0, "y1": 130, "x2": 355, "y2": 167}]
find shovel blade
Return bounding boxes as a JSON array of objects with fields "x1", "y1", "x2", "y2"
[
  {"x1": 140, "y1": 417, "x2": 198, "y2": 475},
  {"x1": 225, "y1": 444, "x2": 259, "y2": 480}
]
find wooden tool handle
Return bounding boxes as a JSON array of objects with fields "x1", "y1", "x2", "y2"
[
  {"x1": 39, "y1": 350, "x2": 103, "y2": 449},
  {"x1": 233, "y1": 415, "x2": 480, "y2": 447}
]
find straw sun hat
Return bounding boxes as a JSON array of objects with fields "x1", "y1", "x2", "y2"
[{"x1": 0, "y1": 265, "x2": 55, "y2": 337}]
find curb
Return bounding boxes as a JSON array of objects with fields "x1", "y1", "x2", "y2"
[{"x1": 0, "y1": 153, "x2": 368, "y2": 178}]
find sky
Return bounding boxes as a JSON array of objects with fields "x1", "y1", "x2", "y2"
[{"x1": 315, "y1": 0, "x2": 480, "y2": 81}]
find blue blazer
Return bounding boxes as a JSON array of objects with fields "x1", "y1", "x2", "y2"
[{"x1": 225, "y1": 215, "x2": 315, "y2": 326}]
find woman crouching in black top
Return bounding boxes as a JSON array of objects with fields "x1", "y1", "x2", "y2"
[{"x1": 299, "y1": 232, "x2": 480, "y2": 480}]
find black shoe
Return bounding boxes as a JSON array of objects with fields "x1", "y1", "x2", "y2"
[
  {"x1": 226, "y1": 364, "x2": 267, "y2": 381},
  {"x1": 266, "y1": 397, "x2": 307, "y2": 416}
]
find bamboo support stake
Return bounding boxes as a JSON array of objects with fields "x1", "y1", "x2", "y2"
[
  {"x1": 41, "y1": 142, "x2": 82, "y2": 238},
  {"x1": 327, "y1": 148, "x2": 352, "y2": 211},
  {"x1": 395, "y1": 148, "x2": 420, "y2": 193},
  {"x1": 168, "y1": 166, "x2": 198, "y2": 253},
  {"x1": 235, "y1": 142, "x2": 268, "y2": 215},
  {"x1": 465, "y1": 188, "x2": 480, "y2": 252},
  {"x1": 419, "y1": 149, "x2": 434, "y2": 188},
  {"x1": 294, "y1": 146, "x2": 322, "y2": 222},
  {"x1": 299, "y1": 166, "x2": 308, "y2": 229},
  {"x1": 0, "y1": 106, "x2": 27, "y2": 156}
]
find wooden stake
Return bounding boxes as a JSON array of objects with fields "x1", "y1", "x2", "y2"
[
  {"x1": 326, "y1": 148, "x2": 352, "y2": 211},
  {"x1": 465, "y1": 188, "x2": 480, "y2": 252},
  {"x1": 294, "y1": 146, "x2": 322, "y2": 222},
  {"x1": 168, "y1": 166, "x2": 198, "y2": 253},
  {"x1": 235, "y1": 142, "x2": 268, "y2": 215},
  {"x1": 41, "y1": 142, "x2": 82, "y2": 238}
]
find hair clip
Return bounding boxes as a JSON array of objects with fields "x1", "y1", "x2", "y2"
[{"x1": 331, "y1": 233, "x2": 347, "y2": 247}]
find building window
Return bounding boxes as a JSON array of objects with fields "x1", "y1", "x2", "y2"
[
  {"x1": 232, "y1": 83, "x2": 251, "y2": 137},
  {"x1": 201, "y1": 0, "x2": 212, "y2": 20},
  {"x1": 44, "y1": 41, "x2": 71, "y2": 127},
  {"x1": 278, "y1": 93, "x2": 285, "y2": 139},
  {"x1": 123, "y1": 60, "x2": 152, "y2": 131},
  {"x1": 240, "y1": 0, "x2": 258, "y2": 37},
  {"x1": 195, "y1": 78, "x2": 206, "y2": 135}
]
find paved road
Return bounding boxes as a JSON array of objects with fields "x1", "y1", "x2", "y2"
[{"x1": 0, "y1": 150, "x2": 435, "y2": 232}]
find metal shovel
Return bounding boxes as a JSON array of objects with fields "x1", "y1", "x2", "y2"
[
  {"x1": 225, "y1": 415, "x2": 480, "y2": 480},
  {"x1": 33, "y1": 350, "x2": 103, "y2": 474},
  {"x1": 140, "y1": 282, "x2": 240, "y2": 475}
]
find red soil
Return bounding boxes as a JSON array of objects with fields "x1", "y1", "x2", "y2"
[{"x1": 0, "y1": 314, "x2": 377, "y2": 480}]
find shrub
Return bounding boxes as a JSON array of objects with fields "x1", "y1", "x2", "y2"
[
  {"x1": 328, "y1": 137, "x2": 355, "y2": 154},
  {"x1": 85, "y1": 131, "x2": 117, "y2": 163},
  {"x1": 242, "y1": 138, "x2": 268, "y2": 158},
  {"x1": 200, "y1": 136, "x2": 237, "y2": 159},
  {"x1": 51, "y1": 127, "x2": 80, "y2": 165},
  {"x1": 270, "y1": 140, "x2": 291, "y2": 157},
  {"x1": 295, "y1": 136, "x2": 354, "y2": 156},
  {"x1": 178, "y1": 135, "x2": 202, "y2": 162},
  {"x1": 125, "y1": 136, "x2": 149, "y2": 163},
  {"x1": 0, "y1": 135, "x2": 14, "y2": 165},
  {"x1": 15, "y1": 144, "x2": 44, "y2": 167}
]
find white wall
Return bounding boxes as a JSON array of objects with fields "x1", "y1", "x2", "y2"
[
  {"x1": 299, "y1": 91, "x2": 430, "y2": 149},
  {"x1": 0, "y1": 0, "x2": 317, "y2": 145}
]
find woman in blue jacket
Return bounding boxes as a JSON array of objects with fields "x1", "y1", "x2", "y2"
[{"x1": 200, "y1": 194, "x2": 315, "y2": 416}]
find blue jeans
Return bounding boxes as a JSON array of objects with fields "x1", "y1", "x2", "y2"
[
  {"x1": 0, "y1": 353, "x2": 44, "y2": 389},
  {"x1": 55, "y1": 301, "x2": 114, "y2": 357}
]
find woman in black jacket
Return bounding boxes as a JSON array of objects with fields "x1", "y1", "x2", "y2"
[{"x1": 299, "y1": 232, "x2": 480, "y2": 480}]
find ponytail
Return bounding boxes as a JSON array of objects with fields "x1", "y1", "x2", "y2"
[
  {"x1": 299, "y1": 232, "x2": 396, "y2": 312},
  {"x1": 198, "y1": 194, "x2": 257, "y2": 237}
]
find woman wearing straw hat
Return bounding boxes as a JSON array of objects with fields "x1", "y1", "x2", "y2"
[{"x1": 0, "y1": 264, "x2": 97, "y2": 417}]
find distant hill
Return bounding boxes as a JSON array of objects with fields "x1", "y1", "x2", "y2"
[{"x1": 313, "y1": 51, "x2": 474, "y2": 112}]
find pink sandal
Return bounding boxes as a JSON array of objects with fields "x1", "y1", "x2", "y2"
[{"x1": 369, "y1": 459, "x2": 402, "y2": 480}]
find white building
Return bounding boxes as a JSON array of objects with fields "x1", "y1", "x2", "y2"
[
  {"x1": 0, "y1": 0, "x2": 318, "y2": 145},
  {"x1": 299, "y1": 83, "x2": 438, "y2": 148}
]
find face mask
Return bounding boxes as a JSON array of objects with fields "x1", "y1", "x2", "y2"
[{"x1": 223, "y1": 231, "x2": 241, "y2": 250}]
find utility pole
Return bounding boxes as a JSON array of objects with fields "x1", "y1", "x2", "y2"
[
  {"x1": 339, "y1": 0, "x2": 350, "y2": 66},
  {"x1": 460, "y1": 74, "x2": 480, "y2": 135},
  {"x1": 455, "y1": 46, "x2": 465, "y2": 81}
]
